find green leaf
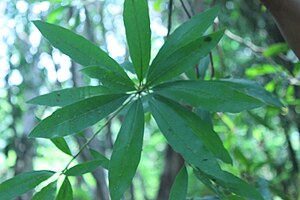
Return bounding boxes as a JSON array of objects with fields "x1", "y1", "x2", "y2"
[
  {"x1": 153, "y1": 6, "x2": 220, "y2": 62},
  {"x1": 0, "y1": 170, "x2": 54, "y2": 200},
  {"x1": 124, "y1": 0, "x2": 151, "y2": 81},
  {"x1": 28, "y1": 86, "x2": 126, "y2": 107},
  {"x1": 29, "y1": 94, "x2": 129, "y2": 138},
  {"x1": 109, "y1": 99, "x2": 144, "y2": 200},
  {"x1": 221, "y1": 79, "x2": 283, "y2": 107},
  {"x1": 263, "y1": 43, "x2": 289, "y2": 57},
  {"x1": 245, "y1": 64, "x2": 279, "y2": 78},
  {"x1": 66, "y1": 159, "x2": 109, "y2": 176},
  {"x1": 153, "y1": 80, "x2": 280, "y2": 113},
  {"x1": 89, "y1": 148, "x2": 110, "y2": 169},
  {"x1": 147, "y1": 30, "x2": 224, "y2": 86},
  {"x1": 32, "y1": 181, "x2": 57, "y2": 200},
  {"x1": 56, "y1": 177, "x2": 73, "y2": 200},
  {"x1": 169, "y1": 165, "x2": 188, "y2": 200},
  {"x1": 153, "y1": 95, "x2": 232, "y2": 164},
  {"x1": 81, "y1": 66, "x2": 136, "y2": 91},
  {"x1": 51, "y1": 137, "x2": 72, "y2": 156},
  {"x1": 32, "y1": 20, "x2": 134, "y2": 90},
  {"x1": 149, "y1": 96, "x2": 263, "y2": 199}
]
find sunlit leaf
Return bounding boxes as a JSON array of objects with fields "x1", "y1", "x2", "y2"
[
  {"x1": 147, "y1": 30, "x2": 224, "y2": 86},
  {"x1": 263, "y1": 43, "x2": 289, "y2": 57},
  {"x1": 32, "y1": 181, "x2": 57, "y2": 200},
  {"x1": 51, "y1": 137, "x2": 72, "y2": 156},
  {"x1": 56, "y1": 177, "x2": 72, "y2": 200},
  {"x1": 246, "y1": 64, "x2": 279, "y2": 78},
  {"x1": 29, "y1": 94, "x2": 129, "y2": 138},
  {"x1": 28, "y1": 86, "x2": 126, "y2": 107},
  {"x1": 109, "y1": 100, "x2": 144, "y2": 200},
  {"x1": 33, "y1": 20, "x2": 134, "y2": 90},
  {"x1": 0, "y1": 170, "x2": 54, "y2": 200},
  {"x1": 124, "y1": 0, "x2": 151, "y2": 81},
  {"x1": 169, "y1": 165, "x2": 188, "y2": 200}
]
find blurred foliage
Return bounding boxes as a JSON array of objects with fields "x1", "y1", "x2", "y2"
[{"x1": 0, "y1": 0, "x2": 299, "y2": 199}]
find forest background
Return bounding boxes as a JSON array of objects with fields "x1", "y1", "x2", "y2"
[{"x1": 0, "y1": 0, "x2": 299, "y2": 199}]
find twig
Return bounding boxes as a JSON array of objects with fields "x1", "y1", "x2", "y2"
[
  {"x1": 179, "y1": 0, "x2": 191, "y2": 18},
  {"x1": 167, "y1": 0, "x2": 173, "y2": 37}
]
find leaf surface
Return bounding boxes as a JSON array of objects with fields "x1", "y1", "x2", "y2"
[
  {"x1": 153, "y1": 6, "x2": 220, "y2": 62},
  {"x1": 29, "y1": 94, "x2": 129, "y2": 138},
  {"x1": 51, "y1": 137, "x2": 72, "y2": 156},
  {"x1": 32, "y1": 181, "x2": 57, "y2": 200},
  {"x1": 154, "y1": 95, "x2": 231, "y2": 164},
  {"x1": 65, "y1": 158, "x2": 109, "y2": 176},
  {"x1": 109, "y1": 100, "x2": 144, "y2": 200},
  {"x1": 147, "y1": 31, "x2": 224, "y2": 86},
  {"x1": 28, "y1": 86, "x2": 126, "y2": 107},
  {"x1": 153, "y1": 80, "x2": 277, "y2": 113},
  {"x1": 81, "y1": 66, "x2": 136, "y2": 91},
  {"x1": 0, "y1": 170, "x2": 54, "y2": 200},
  {"x1": 149, "y1": 96, "x2": 263, "y2": 199},
  {"x1": 169, "y1": 166, "x2": 188, "y2": 200},
  {"x1": 124, "y1": 0, "x2": 151, "y2": 81},
  {"x1": 56, "y1": 177, "x2": 73, "y2": 200},
  {"x1": 33, "y1": 20, "x2": 134, "y2": 90}
]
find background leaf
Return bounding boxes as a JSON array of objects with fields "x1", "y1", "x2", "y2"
[
  {"x1": 29, "y1": 94, "x2": 128, "y2": 138},
  {"x1": 124, "y1": 0, "x2": 151, "y2": 81},
  {"x1": 33, "y1": 20, "x2": 134, "y2": 90},
  {"x1": 89, "y1": 148, "x2": 110, "y2": 169},
  {"x1": 109, "y1": 99, "x2": 144, "y2": 200},
  {"x1": 32, "y1": 181, "x2": 57, "y2": 200},
  {"x1": 28, "y1": 86, "x2": 126, "y2": 107},
  {"x1": 56, "y1": 177, "x2": 73, "y2": 200},
  {"x1": 169, "y1": 165, "x2": 188, "y2": 200},
  {"x1": 147, "y1": 31, "x2": 224, "y2": 86},
  {"x1": 0, "y1": 170, "x2": 54, "y2": 200}
]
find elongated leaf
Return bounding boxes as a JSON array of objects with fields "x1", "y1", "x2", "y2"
[
  {"x1": 33, "y1": 20, "x2": 134, "y2": 90},
  {"x1": 51, "y1": 137, "x2": 72, "y2": 156},
  {"x1": 153, "y1": 80, "x2": 270, "y2": 113},
  {"x1": 56, "y1": 177, "x2": 72, "y2": 200},
  {"x1": 28, "y1": 86, "x2": 125, "y2": 107},
  {"x1": 220, "y1": 79, "x2": 283, "y2": 107},
  {"x1": 29, "y1": 94, "x2": 129, "y2": 138},
  {"x1": 154, "y1": 95, "x2": 232, "y2": 164},
  {"x1": 147, "y1": 30, "x2": 224, "y2": 86},
  {"x1": 81, "y1": 66, "x2": 136, "y2": 91},
  {"x1": 153, "y1": 6, "x2": 220, "y2": 62},
  {"x1": 0, "y1": 170, "x2": 54, "y2": 200},
  {"x1": 169, "y1": 165, "x2": 188, "y2": 200},
  {"x1": 66, "y1": 159, "x2": 109, "y2": 176},
  {"x1": 89, "y1": 148, "x2": 110, "y2": 169},
  {"x1": 109, "y1": 100, "x2": 144, "y2": 200},
  {"x1": 149, "y1": 97, "x2": 263, "y2": 199},
  {"x1": 124, "y1": 0, "x2": 151, "y2": 81},
  {"x1": 32, "y1": 181, "x2": 57, "y2": 200}
]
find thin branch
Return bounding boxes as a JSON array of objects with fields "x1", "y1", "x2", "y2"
[
  {"x1": 167, "y1": 0, "x2": 173, "y2": 37},
  {"x1": 62, "y1": 95, "x2": 136, "y2": 173},
  {"x1": 179, "y1": 0, "x2": 191, "y2": 18}
]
